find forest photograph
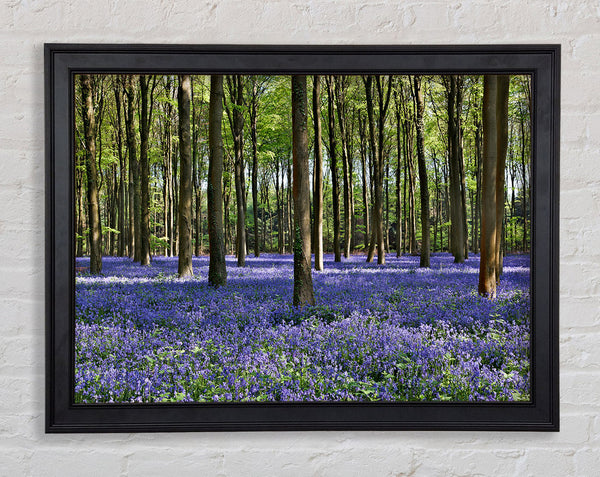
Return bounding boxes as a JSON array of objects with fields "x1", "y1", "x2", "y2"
[{"x1": 74, "y1": 72, "x2": 531, "y2": 404}]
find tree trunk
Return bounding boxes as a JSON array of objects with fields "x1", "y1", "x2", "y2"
[
  {"x1": 312, "y1": 75, "x2": 324, "y2": 271},
  {"x1": 291, "y1": 76, "x2": 315, "y2": 306},
  {"x1": 358, "y1": 114, "x2": 370, "y2": 251},
  {"x1": 139, "y1": 76, "x2": 152, "y2": 266},
  {"x1": 225, "y1": 76, "x2": 247, "y2": 267},
  {"x1": 494, "y1": 75, "x2": 510, "y2": 278},
  {"x1": 177, "y1": 75, "x2": 194, "y2": 277},
  {"x1": 335, "y1": 77, "x2": 352, "y2": 259},
  {"x1": 124, "y1": 75, "x2": 138, "y2": 260},
  {"x1": 326, "y1": 76, "x2": 341, "y2": 262},
  {"x1": 208, "y1": 75, "x2": 227, "y2": 287},
  {"x1": 114, "y1": 79, "x2": 126, "y2": 257},
  {"x1": 364, "y1": 75, "x2": 390, "y2": 265},
  {"x1": 447, "y1": 75, "x2": 466, "y2": 263},
  {"x1": 395, "y1": 101, "x2": 403, "y2": 257},
  {"x1": 81, "y1": 75, "x2": 102, "y2": 274},
  {"x1": 473, "y1": 119, "x2": 482, "y2": 254},
  {"x1": 479, "y1": 75, "x2": 498, "y2": 298},
  {"x1": 250, "y1": 79, "x2": 260, "y2": 258},
  {"x1": 413, "y1": 76, "x2": 430, "y2": 268}
]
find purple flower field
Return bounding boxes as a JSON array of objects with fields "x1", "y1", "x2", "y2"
[{"x1": 75, "y1": 253, "x2": 530, "y2": 403}]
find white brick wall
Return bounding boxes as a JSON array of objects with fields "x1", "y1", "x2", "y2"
[{"x1": 0, "y1": 1, "x2": 598, "y2": 475}]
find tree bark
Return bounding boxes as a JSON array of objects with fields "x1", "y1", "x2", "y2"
[
  {"x1": 335, "y1": 77, "x2": 352, "y2": 259},
  {"x1": 177, "y1": 75, "x2": 194, "y2": 277},
  {"x1": 114, "y1": 78, "x2": 126, "y2": 257},
  {"x1": 479, "y1": 75, "x2": 498, "y2": 298},
  {"x1": 291, "y1": 76, "x2": 315, "y2": 306},
  {"x1": 494, "y1": 75, "x2": 510, "y2": 278},
  {"x1": 312, "y1": 75, "x2": 324, "y2": 271},
  {"x1": 226, "y1": 76, "x2": 247, "y2": 267},
  {"x1": 139, "y1": 75, "x2": 152, "y2": 266},
  {"x1": 124, "y1": 75, "x2": 138, "y2": 261},
  {"x1": 80, "y1": 75, "x2": 102, "y2": 274},
  {"x1": 413, "y1": 76, "x2": 430, "y2": 268},
  {"x1": 395, "y1": 103, "x2": 403, "y2": 257},
  {"x1": 208, "y1": 75, "x2": 227, "y2": 287},
  {"x1": 358, "y1": 115, "x2": 370, "y2": 251},
  {"x1": 326, "y1": 76, "x2": 341, "y2": 262},
  {"x1": 250, "y1": 78, "x2": 260, "y2": 258},
  {"x1": 447, "y1": 75, "x2": 466, "y2": 263}
]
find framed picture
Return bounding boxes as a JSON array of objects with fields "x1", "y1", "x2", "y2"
[{"x1": 45, "y1": 44, "x2": 559, "y2": 432}]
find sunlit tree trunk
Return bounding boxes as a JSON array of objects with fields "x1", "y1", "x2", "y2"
[
  {"x1": 177, "y1": 75, "x2": 193, "y2": 277},
  {"x1": 208, "y1": 75, "x2": 227, "y2": 287},
  {"x1": 81, "y1": 74, "x2": 102, "y2": 274},
  {"x1": 291, "y1": 75, "x2": 315, "y2": 306}
]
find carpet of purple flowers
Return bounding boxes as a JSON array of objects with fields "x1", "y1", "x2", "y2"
[{"x1": 75, "y1": 253, "x2": 530, "y2": 403}]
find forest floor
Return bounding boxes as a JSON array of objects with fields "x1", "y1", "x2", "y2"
[{"x1": 75, "y1": 252, "x2": 530, "y2": 403}]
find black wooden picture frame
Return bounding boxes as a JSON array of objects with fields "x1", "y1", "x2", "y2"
[{"x1": 45, "y1": 44, "x2": 560, "y2": 432}]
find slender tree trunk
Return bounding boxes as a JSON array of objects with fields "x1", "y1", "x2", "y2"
[
  {"x1": 447, "y1": 75, "x2": 466, "y2": 263},
  {"x1": 520, "y1": 107, "x2": 528, "y2": 252},
  {"x1": 250, "y1": 80, "x2": 260, "y2": 258},
  {"x1": 495, "y1": 75, "x2": 510, "y2": 278},
  {"x1": 287, "y1": 157, "x2": 293, "y2": 253},
  {"x1": 114, "y1": 80, "x2": 126, "y2": 257},
  {"x1": 177, "y1": 75, "x2": 194, "y2": 277},
  {"x1": 139, "y1": 76, "x2": 152, "y2": 265},
  {"x1": 458, "y1": 79, "x2": 469, "y2": 260},
  {"x1": 208, "y1": 75, "x2": 227, "y2": 286},
  {"x1": 76, "y1": 156, "x2": 84, "y2": 256},
  {"x1": 335, "y1": 77, "x2": 352, "y2": 259},
  {"x1": 364, "y1": 75, "x2": 390, "y2": 265},
  {"x1": 275, "y1": 162, "x2": 283, "y2": 254},
  {"x1": 191, "y1": 78, "x2": 203, "y2": 257},
  {"x1": 326, "y1": 76, "x2": 341, "y2": 262},
  {"x1": 395, "y1": 104, "x2": 403, "y2": 257},
  {"x1": 226, "y1": 76, "x2": 247, "y2": 267},
  {"x1": 413, "y1": 76, "x2": 430, "y2": 268},
  {"x1": 81, "y1": 75, "x2": 102, "y2": 274},
  {"x1": 479, "y1": 75, "x2": 498, "y2": 298},
  {"x1": 291, "y1": 76, "x2": 315, "y2": 306},
  {"x1": 124, "y1": 76, "x2": 138, "y2": 260},
  {"x1": 358, "y1": 115, "x2": 370, "y2": 251},
  {"x1": 312, "y1": 75, "x2": 324, "y2": 271},
  {"x1": 473, "y1": 120, "x2": 482, "y2": 254}
]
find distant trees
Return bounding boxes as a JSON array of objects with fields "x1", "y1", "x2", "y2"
[
  {"x1": 75, "y1": 72, "x2": 530, "y2": 302},
  {"x1": 363, "y1": 75, "x2": 392, "y2": 265}
]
